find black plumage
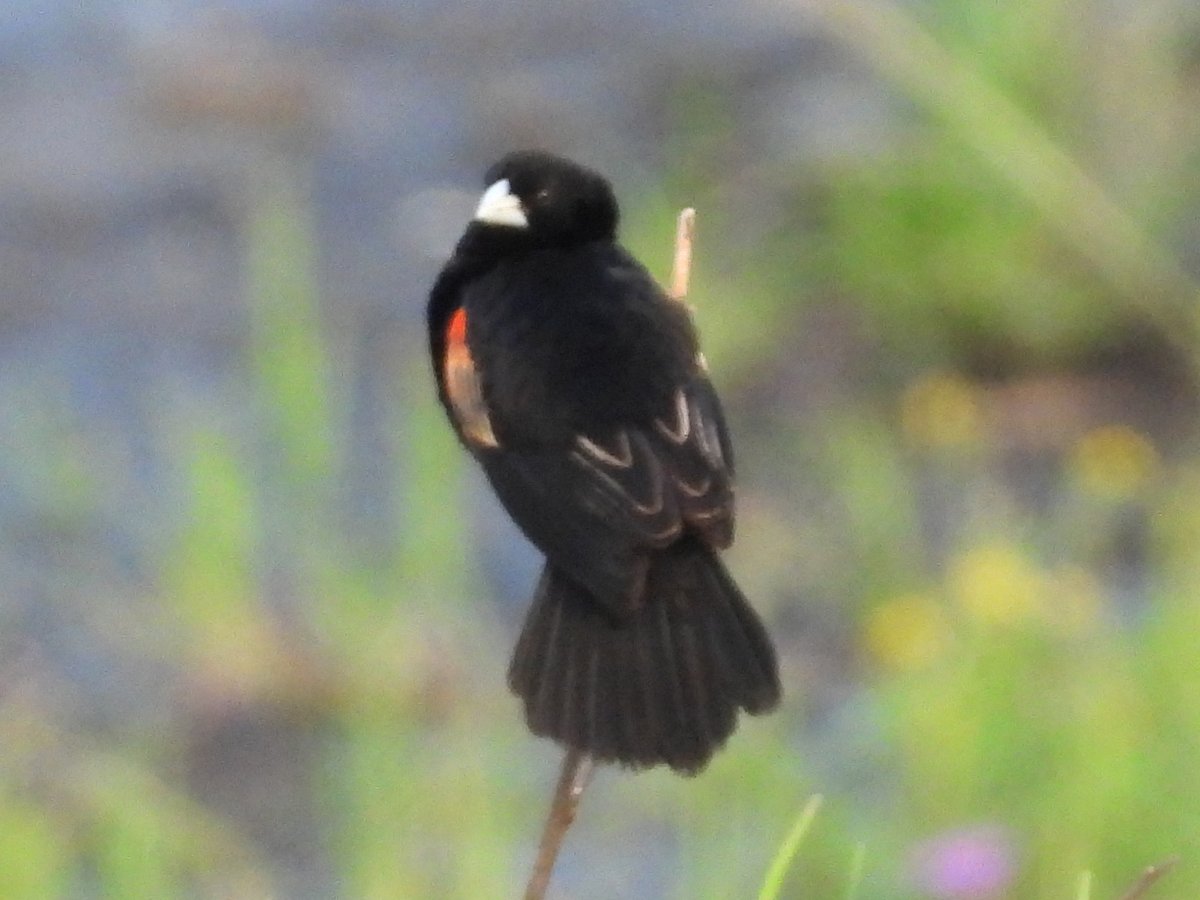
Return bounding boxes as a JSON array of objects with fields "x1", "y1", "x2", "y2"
[{"x1": 428, "y1": 150, "x2": 780, "y2": 773}]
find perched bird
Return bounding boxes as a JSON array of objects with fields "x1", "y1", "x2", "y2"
[{"x1": 427, "y1": 151, "x2": 780, "y2": 773}]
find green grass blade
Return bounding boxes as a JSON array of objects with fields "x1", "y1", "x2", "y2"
[
  {"x1": 1077, "y1": 870, "x2": 1093, "y2": 900},
  {"x1": 757, "y1": 794, "x2": 824, "y2": 900},
  {"x1": 845, "y1": 842, "x2": 867, "y2": 900}
]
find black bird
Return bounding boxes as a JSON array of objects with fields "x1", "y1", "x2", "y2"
[{"x1": 427, "y1": 151, "x2": 780, "y2": 773}]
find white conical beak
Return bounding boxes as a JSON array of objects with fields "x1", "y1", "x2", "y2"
[{"x1": 473, "y1": 178, "x2": 527, "y2": 228}]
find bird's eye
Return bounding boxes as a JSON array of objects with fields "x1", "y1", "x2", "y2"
[{"x1": 534, "y1": 188, "x2": 551, "y2": 202}]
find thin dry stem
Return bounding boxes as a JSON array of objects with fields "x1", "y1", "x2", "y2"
[
  {"x1": 669, "y1": 207, "x2": 696, "y2": 302},
  {"x1": 521, "y1": 206, "x2": 694, "y2": 900},
  {"x1": 1118, "y1": 857, "x2": 1179, "y2": 900},
  {"x1": 668, "y1": 207, "x2": 709, "y2": 370},
  {"x1": 523, "y1": 748, "x2": 595, "y2": 900}
]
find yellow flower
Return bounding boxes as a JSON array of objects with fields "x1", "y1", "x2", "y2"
[
  {"x1": 900, "y1": 372, "x2": 984, "y2": 451},
  {"x1": 1070, "y1": 425, "x2": 1159, "y2": 499},
  {"x1": 863, "y1": 592, "x2": 951, "y2": 672},
  {"x1": 947, "y1": 543, "x2": 1041, "y2": 626}
]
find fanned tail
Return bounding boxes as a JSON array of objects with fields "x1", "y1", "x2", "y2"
[{"x1": 507, "y1": 540, "x2": 780, "y2": 774}]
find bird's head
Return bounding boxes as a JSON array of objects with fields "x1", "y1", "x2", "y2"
[{"x1": 472, "y1": 151, "x2": 619, "y2": 246}]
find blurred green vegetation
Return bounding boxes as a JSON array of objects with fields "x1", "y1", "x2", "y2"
[{"x1": 4, "y1": 1, "x2": 1200, "y2": 897}]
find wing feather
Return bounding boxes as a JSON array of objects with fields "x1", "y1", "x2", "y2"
[{"x1": 478, "y1": 377, "x2": 734, "y2": 615}]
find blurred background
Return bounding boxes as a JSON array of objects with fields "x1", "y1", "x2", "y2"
[{"x1": 3, "y1": 1, "x2": 1200, "y2": 897}]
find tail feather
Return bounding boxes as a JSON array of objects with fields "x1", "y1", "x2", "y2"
[
  {"x1": 507, "y1": 541, "x2": 781, "y2": 774},
  {"x1": 697, "y1": 559, "x2": 779, "y2": 715}
]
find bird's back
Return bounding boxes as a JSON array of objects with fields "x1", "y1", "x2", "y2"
[{"x1": 463, "y1": 241, "x2": 699, "y2": 446}]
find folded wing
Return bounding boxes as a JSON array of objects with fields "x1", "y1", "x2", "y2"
[{"x1": 479, "y1": 377, "x2": 735, "y2": 616}]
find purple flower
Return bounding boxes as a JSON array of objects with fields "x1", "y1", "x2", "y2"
[{"x1": 909, "y1": 825, "x2": 1017, "y2": 898}]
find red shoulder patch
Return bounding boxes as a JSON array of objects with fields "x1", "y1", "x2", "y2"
[
  {"x1": 442, "y1": 306, "x2": 499, "y2": 449},
  {"x1": 446, "y1": 306, "x2": 468, "y2": 347}
]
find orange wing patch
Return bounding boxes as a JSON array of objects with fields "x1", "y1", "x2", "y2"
[{"x1": 444, "y1": 307, "x2": 499, "y2": 449}]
